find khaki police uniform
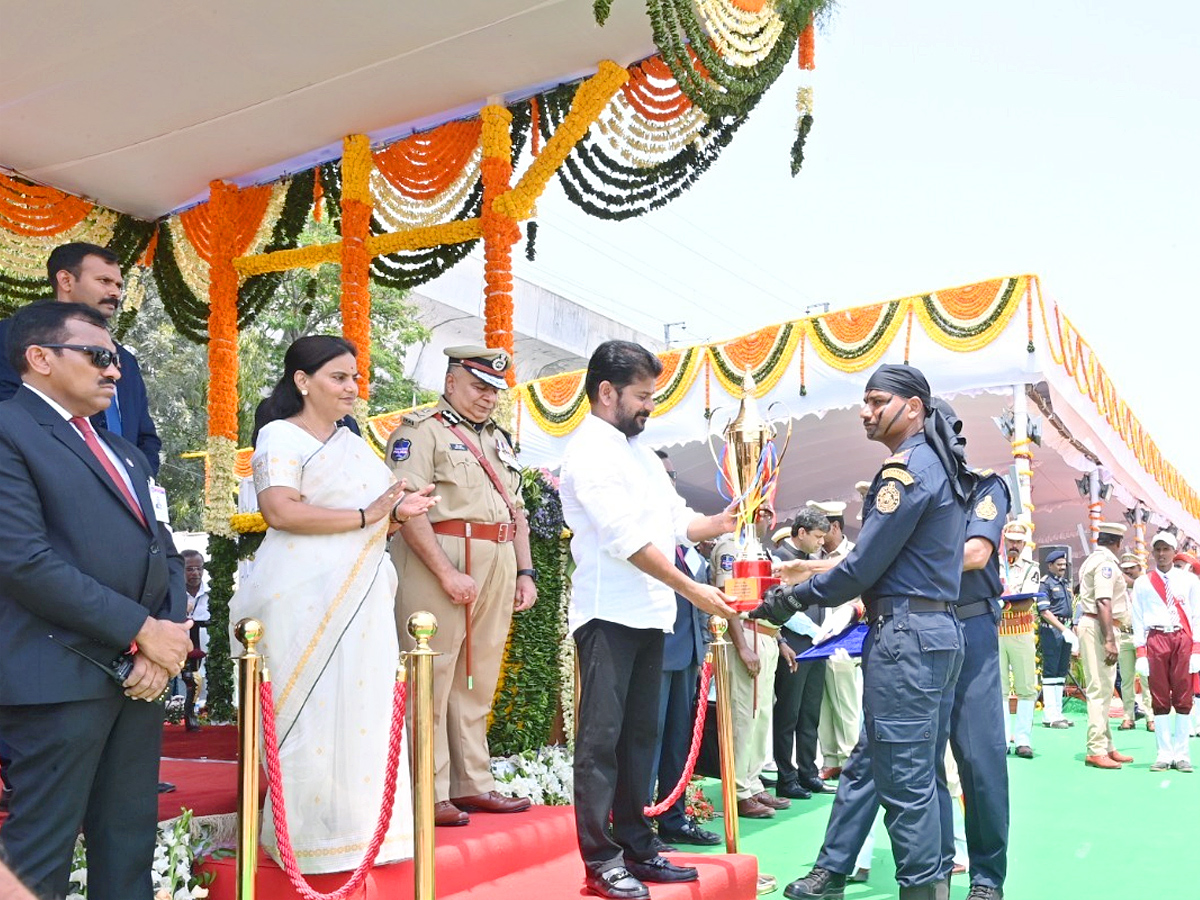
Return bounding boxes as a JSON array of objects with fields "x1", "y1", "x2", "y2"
[
  {"x1": 1077, "y1": 544, "x2": 1129, "y2": 757},
  {"x1": 1112, "y1": 568, "x2": 1139, "y2": 723},
  {"x1": 388, "y1": 396, "x2": 524, "y2": 802},
  {"x1": 710, "y1": 535, "x2": 779, "y2": 804}
]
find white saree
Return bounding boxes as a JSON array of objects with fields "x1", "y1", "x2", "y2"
[{"x1": 230, "y1": 421, "x2": 413, "y2": 873}]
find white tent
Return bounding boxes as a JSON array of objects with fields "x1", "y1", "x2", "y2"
[{"x1": 494, "y1": 274, "x2": 1198, "y2": 560}]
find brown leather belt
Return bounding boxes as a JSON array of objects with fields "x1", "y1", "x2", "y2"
[
  {"x1": 431, "y1": 519, "x2": 514, "y2": 543},
  {"x1": 742, "y1": 619, "x2": 780, "y2": 635}
]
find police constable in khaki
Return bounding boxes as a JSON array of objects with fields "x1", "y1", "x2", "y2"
[
  {"x1": 1076, "y1": 522, "x2": 1136, "y2": 770},
  {"x1": 387, "y1": 346, "x2": 537, "y2": 826}
]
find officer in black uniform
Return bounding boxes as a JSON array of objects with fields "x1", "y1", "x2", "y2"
[
  {"x1": 752, "y1": 365, "x2": 973, "y2": 900},
  {"x1": 1038, "y1": 549, "x2": 1076, "y2": 729}
]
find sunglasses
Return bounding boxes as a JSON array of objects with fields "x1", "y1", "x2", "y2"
[{"x1": 39, "y1": 344, "x2": 122, "y2": 370}]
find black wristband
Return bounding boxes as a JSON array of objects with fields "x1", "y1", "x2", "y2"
[
  {"x1": 358, "y1": 508, "x2": 366, "y2": 529},
  {"x1": 517, "y1": 568, "x2": 538, "y2": 582}
]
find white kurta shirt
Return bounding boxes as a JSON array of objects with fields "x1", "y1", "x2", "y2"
[
  {"x1": 561, "y1": 414, "x2": 698, "y2": 635},
  {"x1": 1131, "y1": 565, "x2": 1200, "y2": 648}
]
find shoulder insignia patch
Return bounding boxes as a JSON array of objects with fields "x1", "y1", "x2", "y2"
[
  {"x1": 883, "y1": 448, "x2": 913, "y2": 467},
  {"x1": 390, "y1": 438, "x2": 412, "y2": 462},
  {"x1": 881, "y1": 467, "x2": 914, "y2": 486},
  {"x1": 719, "y1": 553, "x2": 735, "y2": 572},
  {"x1": 875, "y1": 482, "x2": 902, "y2": 514},
  {"x1": 974, "y1": 495, "x2": 998, "y2": 521},
  {"x1": 401, "y1": 407, "x2": 436, "y2": 427},
  {"x1": 1100, "y1": 565, "x2": 1113, "y2": 579},
  {"x1": 974, "y1": 467, "x2": 994, "y2": 477}
]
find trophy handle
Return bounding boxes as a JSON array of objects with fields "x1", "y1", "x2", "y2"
[
  {"x1": 706, "y1": 407, "x2": 734, "y2": 500},
  {"x1": 766, "y1": 403, "x2": 795, "y2": 466}
]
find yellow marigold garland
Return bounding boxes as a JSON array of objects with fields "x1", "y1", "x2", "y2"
[{"x1": 231, "y1": 511, "x2": 268, "y2": 534}]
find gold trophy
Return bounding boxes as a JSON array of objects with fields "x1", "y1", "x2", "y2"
[{"x1": 709, "y1": 369, "x2": 792, "y2": 612}]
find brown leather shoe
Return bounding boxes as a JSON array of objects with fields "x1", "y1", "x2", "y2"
[
  {"x1": 754, "y1": 790, "x2": 791, "y2": 810},
  {"x1": 1084, "y1": 754, "x2": 1121, "y2": 769},
  {"x1": 1118, "y1": 719, "x2": 1135, "y2": 730},
  {"x1": 435, "y1": 800, "x2": 469, "y2": 826},
  {"x1": 818, "y1": 766, "x2": 842, "y2": 781},
  {"x1": 1108, "y1": 750, "x2": 1134, "y2": 764},
  {"x1": 736, "y1": 797, "x2": 774, "y2": 818},
  {"x1": 450, "y1": 791, "x2": 531, "y2": 813}
]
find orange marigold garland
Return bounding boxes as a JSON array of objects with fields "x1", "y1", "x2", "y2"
[
  {"x1": 340, "y1": 135, "x2": 373, "y2": 403},
  {"x1": 480, "y1": 106, "x2": 520, "y2": 383},
  {"x1": 798, "y1": 14, "x2": 816, "y2": 70},
  {"x1": 204, "y1": 180, "x2": 241, "y2": 537}
]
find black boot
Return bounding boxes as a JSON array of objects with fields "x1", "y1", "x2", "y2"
[{"x1": 783, "y1": 866, "x2": 845, "y2": 900}]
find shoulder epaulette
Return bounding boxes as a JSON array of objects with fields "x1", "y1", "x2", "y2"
[
  {"x1": 881, "y1": 467, "x2": 915, "y2": 486},
  {"x1": 973, "y1": 467, "x2": 995, "y2": 477},
  {"x1": 434, "y1": 407, "x2": 464, "y2": 427},
  {"x1": 883, "y1": 448, "x2": 914, "y2": 467},
  {"x1": 401, "y1": 407, "x2": 437, "y2": 427}
]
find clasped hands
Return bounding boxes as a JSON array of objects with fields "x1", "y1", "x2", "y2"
[{"x1": 125, "y1": 617, "x2": 194, "y2": 701}]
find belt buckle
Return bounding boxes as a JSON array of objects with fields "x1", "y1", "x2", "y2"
[{"x1": 497, "y1": 522, "x2": 510, "y2": 542}]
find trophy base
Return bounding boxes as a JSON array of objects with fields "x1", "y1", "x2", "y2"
[{"x1": 726, "y1": 560, "x2": 780, "y2": 613}]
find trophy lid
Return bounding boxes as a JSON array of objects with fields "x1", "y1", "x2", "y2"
[{"x1": 729, "y1": 368, "x2": 767, "y2": 437}]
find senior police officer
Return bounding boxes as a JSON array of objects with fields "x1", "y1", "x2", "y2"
[
  {"x1": 753, "y1": 366, "x2": 974, "y2": 900},
  {"x1": 1038, "y1": 550, "x2": 1077, "y2": 728},
  {"x1": 1076, "y1": 522, "x2": 1135, "y2": 769},
  {"x1": 997, "y1": 521, "x2": 1040, "y2": 758},
  {"x1": 387, "y1": 346, "x2": 537, "y2": 826}
]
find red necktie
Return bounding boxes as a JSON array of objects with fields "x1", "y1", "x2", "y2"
[{"x1": 70, "y1": 416, "x2": 148, "y2": 528}]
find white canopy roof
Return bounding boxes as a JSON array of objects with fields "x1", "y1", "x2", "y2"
[
  {"x1": 501, "y1": 274, "x2": 1198, "y2": 559},
  {"x1": 0, "y1": 0, "x2": 655, "y2": 219}
]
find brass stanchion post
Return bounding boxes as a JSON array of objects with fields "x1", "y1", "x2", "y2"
[
  {"x1": 405, "y1": 612, "x2": 439, "y2": 900},
  {"x1": 234, "y1": 618, "x2": 264, "y2": 900},
  {"x1": 708, "y1": 616, "x2": 739, "y2": 855}
]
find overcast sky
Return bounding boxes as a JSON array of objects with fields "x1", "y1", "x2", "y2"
[{"x1": 509, "y1": 0, "x2": 1199, "y2": 487}]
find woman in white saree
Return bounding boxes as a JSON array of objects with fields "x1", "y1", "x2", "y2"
[{"x1": 231, "y1": 336, "x2": 437, "y2": 874}]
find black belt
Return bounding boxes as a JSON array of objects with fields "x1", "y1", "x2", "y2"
[
  {"x1": 866, "y1": 597, "x2": 951, "y2": 619},
  {"x1": 956, "y1": 599, "x2": 992, "y2": 620}
]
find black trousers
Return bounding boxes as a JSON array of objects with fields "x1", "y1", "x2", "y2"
[
  {"x1": 0, "y1": 694, "x2": 163, "y2": 900},
  {"x1": 773, "y1": 656, "x2": 826, "y2": 786},
  {"x1": 574, "y1": 619, "x2": 663, "y2": 876},
  {"x1": 651, "y1": 664, "x2": 700, "y2": 833}
]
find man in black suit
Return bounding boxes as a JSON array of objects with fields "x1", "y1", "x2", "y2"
[
  {"x1": 0, "y1": 301, "x2": 190, "y2": 900},
  {"x1": 0, "y1": 242, "x2": 161, "y2": 474},
  {"x1": 773, "y1": 508, "x2": 834, "y2": 800}
]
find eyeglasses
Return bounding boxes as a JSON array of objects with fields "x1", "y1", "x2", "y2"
[{"x1": 38, "y1": 344, "x2": 121, "y2": 370}]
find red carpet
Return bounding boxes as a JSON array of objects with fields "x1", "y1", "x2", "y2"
[
  {"x1": 200, "y1": 805, "x2": 757, "y2": 900},
  {"x1": 161, "y1": 723, "x2": 239, "y2": 760}
]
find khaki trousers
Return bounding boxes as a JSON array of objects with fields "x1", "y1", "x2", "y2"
[
  {"x1": 998, "y1": 631, "x2": 1038, "y2": 700},
  {"x1": 393, "y1": 533, "x2": 516, "y2": 801},
  {"x1": 1116, "y1": 628, "x2": 1140, "y2": 720},
  {"x1": 728, "y1": 626, "x2": 779, "y2": 800},
  {"x1": 1078, "y1": 617, "x2": 1116, "y2": 757},
  {"x1": 818, "y1": 655, "x2": 861, "y2": 768}
]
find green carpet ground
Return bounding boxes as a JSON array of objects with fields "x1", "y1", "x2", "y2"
[{"x1": 683, "y1": 707, "x2": 1200, "y2": 899}]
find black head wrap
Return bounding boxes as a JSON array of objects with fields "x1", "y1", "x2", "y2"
[
  {"x1": 924, "y1": 396, "x2": 976, "y2": 506},
  {"x1": 864, "y1": 364, "x2": 932, "y2": 408}
]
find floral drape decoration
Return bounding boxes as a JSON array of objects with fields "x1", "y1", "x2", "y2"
[{"x1": 0, "y1": 173, "x2": 154, "y2": 312}]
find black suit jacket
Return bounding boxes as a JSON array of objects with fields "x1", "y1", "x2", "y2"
[
  {"x1": 0, "y1": 386, "x2": 185, "y2": 705},
  {"x1": 663, "y1": 549, "x2": 709, "y2": 672},
  {"x1": 0, "y1": 317, "x2": 162, "y2": 474}
]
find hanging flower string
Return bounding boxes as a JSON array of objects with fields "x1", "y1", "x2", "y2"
[
  {"x1": 340, "y1": 135, "x2": 373, "y2": 407},
  {"x1": 480, "y1": 105, "x2": 520, "y2": 383},
  {"x1": 204, "y1": 181, "x2": 241, "y2": 537}
]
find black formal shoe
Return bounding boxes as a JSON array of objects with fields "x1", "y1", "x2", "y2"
[
  {"x1": 1014, "y1": 745, "x2": 1033, "y2": 759},
  {"x1": 801, "y1": 777, "x2": 835, "y2": 794},
  {"x1": 585, "y1": 867, "x2": 649, "y2": 899},
  {"x1": 776, "y1": 780, "x2": 813, "y2": 800},
  {"x1": 624, "y1": 855, "x2": 698, "y2": 884},
  {"x1": 157, "y1": 782, "x2": 176, "y2": 794},
  {"x1": 659, "y1": 821, "x2": 722, "y2": 846},
  {"x1": 783, "y1": 866, "x2": 846, "y2": 899},
  {"x1": 965, "y1": 884, "x2": 1004, "y2": 900},
  {"x1": 650, "y1": 834, "x2": 678, "y2": 854}
]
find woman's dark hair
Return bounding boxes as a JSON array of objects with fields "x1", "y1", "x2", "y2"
[{"x1": 252, "y1": 335, "x2": 356, "y2": 446}]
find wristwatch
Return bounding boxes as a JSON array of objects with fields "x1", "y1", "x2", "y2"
[{"x1": 517, "y1": 568, "x2": 539, "y2": 582}]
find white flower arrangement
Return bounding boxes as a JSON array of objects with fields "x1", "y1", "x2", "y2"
[
  {"x1": 491, "y1": 745, "x2": 574, "y2": 806},
  {"x1": 66, "y1": 809, "x2": 227, "y2": 900}
]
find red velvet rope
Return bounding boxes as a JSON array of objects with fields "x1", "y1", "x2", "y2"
[
  {"x1": 259, "y1": 678, "x2": 407, "y2": 900},
  {"x1": 644, "y1": 660, "x2": 713, "y2": 817}
]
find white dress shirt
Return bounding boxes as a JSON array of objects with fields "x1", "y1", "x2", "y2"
[
  {"x1": 1131, "y1": 565, "x2": 1200, "y2": 648},
  {"x1": 561, "y1": 414, "x2": 699, "y2": 635}
]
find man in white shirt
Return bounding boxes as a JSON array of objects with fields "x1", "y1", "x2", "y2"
[
  {"x1": 181, "y1": 550, "x2": 209, "y2": 730},
  {"x1": 1131, "y1": 531, "x2": 1200, "y2": 772},
  {"x1": 561, "y1": 340, "x2": 737, "y2": 900}
]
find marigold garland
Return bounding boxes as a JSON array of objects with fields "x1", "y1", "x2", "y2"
[
  {"x1": 340, "y1": 135, "x2": 373, "y2": 399},
  {"x1": 231, "y1": 511, "x2": 268, "y2": 534},
  {"x1": 808, "y1": 301, "x2": 905, "y2": 372},
  {"x1": 480, "y1": 106, "x2": 519, "y2": 382},
  {"x1": 652, "y1": 347, "x2": 703, "y2": 416},
  {"x1": 709, "y1": 323, "x2": 800, "y2": 396}
]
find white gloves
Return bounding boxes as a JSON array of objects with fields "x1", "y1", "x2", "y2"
[
  {"x1": 1190, "y1": 654, "x2": 1200, "y2": 674},
  {"x1": 1062, "y1": 629, "x2": 1078, "y2": 649},
  {"x1": 813, "y1": 603, "x2": 856, "y2": 645},
  {"x1": 1135, "y1": 657, "x2": 1150, "y2": 678},
  {"x1": 830, "y1": 647, "x2": 853, "y2": 664}
]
